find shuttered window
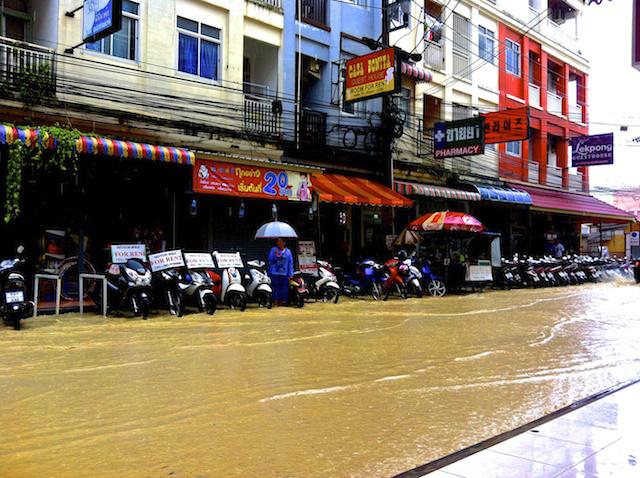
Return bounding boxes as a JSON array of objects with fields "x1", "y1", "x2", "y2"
[{"x1": 452, "y1": 13, "x2": 471, "y2": 79}]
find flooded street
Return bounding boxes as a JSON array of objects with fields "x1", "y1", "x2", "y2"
[{"x1": 1, "y1": 282, "x2": 639, "y2": 478}]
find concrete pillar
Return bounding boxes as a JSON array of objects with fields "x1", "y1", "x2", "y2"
[{"x1": 540, "y1": 51, "x2": 548, "y2": 111}]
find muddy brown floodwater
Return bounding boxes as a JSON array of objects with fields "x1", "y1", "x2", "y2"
[{"x1": 1, "y1": 282, "x2": 639, "y2": 478}]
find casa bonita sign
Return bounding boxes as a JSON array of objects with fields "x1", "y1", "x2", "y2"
[
  {"x1": 433, "y1": 117, "x2": 486, "y2": 159},
  {"x1": 571, "y1": 133, "x2": 614, "y2": 167}
]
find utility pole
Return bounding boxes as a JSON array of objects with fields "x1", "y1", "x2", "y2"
[{"x1": 381, "y1": 0, "x2": 393, "y2": 189}]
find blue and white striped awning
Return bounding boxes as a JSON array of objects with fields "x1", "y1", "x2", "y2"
[{"x1": 468, "y1": 184, "x2": 532, "y2": 205}]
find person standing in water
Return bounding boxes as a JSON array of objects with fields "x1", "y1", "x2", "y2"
[{"x1": 268, "y1": 238, "x2": 294, "y2": 306}]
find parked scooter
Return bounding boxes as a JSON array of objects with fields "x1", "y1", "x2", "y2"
[
  {"x1": 0, "y1": 246, "x2": 32, "y2": 330},
  {"x1": 335, "y1": 259, "x2": 384, "y2": 300},
  {"x1": 289, "y1": 271, "x2": 309, "y2": 308},
  {"x1": 400, "y1": 255, "x2": 423, "y2": 298},
  {"x1": 382, "y1": 258, "x2": 408, "y2": 301},
  {"x1": 153, "y1": 268, "x2": 185, "y2": 317},
  {"x1": 104, "y1": 258, "x2": 153, "y2": 319},
  {"x1": 244, "y1": 260, "x2": 273, "y2": 308},
  {"x1": 219, "y1": 266, "x2": 247, "y2": 311},
  {"x1": 419, "y1": 258, "x2": 447, "y2": 297},
  {"x1": 306, "y1": 260, "x2": 341, "y2": 303},
  {"x1": 180, "y1": 269, "x2": 218, "y2": 315}
]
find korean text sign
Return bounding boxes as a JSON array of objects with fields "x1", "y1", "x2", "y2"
[
  {"x1": 480, "y1": 108, "x2": 529, "y2": 144},
  {"x1": 345, "y1": 48, "x2": 400, "y2": 103},
  {"x1": 193, "y1": 159, "x2": 313, "y2": 202},
  {"x1": 571, "y1": 133, "x2": 614, "y2": 167},
  {"x1": 83, "y1": 0, "x2": 122, "y2": 43}
]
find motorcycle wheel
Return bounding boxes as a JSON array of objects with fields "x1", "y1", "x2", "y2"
[
  {"x1": 169, "y1": 292, "x2": 184, "y2": 317},
  {"x1": 295, "y1": 293, "x2": 305, "y2": 308},
  {"x1": 383, "y1": 284, "x2": 391, "y2": 301},
  {"x1": 13, "y1": 316, "x2": 21, "y2": 331},
  {"x1": 204, "y1": 294, "x2": 217, "y2": 315},
  {"x1": 397, "y1": 283, "x2": 407, "y2": 300},
  {"x1": 140, "y1": 297, "x2": 150, "y2": 320},
  {"x1": 322, "y1": 288, "x2": 339, "y2": 304},
  {"x1": 414, "y1": 284, "x2": 423, "y2": 299},
  {"x1": 230, "y1": 293, "x2": 247, "y2": 312},
  {"x1": 370, "y1": 283, "x2": 381, "y2": 301},
  {"x1": 259, "y1": 291, "x2": 273, "y2": 309},
  {"x1": 428, "y1": 279, "x2": 447, "y2": 297}
]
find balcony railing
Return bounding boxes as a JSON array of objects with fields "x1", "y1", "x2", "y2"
[
  {"x1": 547, "y1": 91, "x2": 563, "y2": 116},
  {"x1": 569, "y1": 103, "x2": 583, "y2": 123},
  {"x1": 248, "y1": 0, "x2": 282, "y2": 9},
  {"x1": 528, "y1": 83, "x2": 541, "y2": 108},
  {"x1": 299, "y1": 0, "x2": 327, "y2": 27},
  {"x1": 528, "y1": 161, "x2": 539, "y2": 184},
  {"x1": 423, "y1": 41, "x2": 444, "y2": 71},
  {"x1": 0, "y1": 36, "x2": 56, "y2": 98},
  {"x1": 569, "y1": 172, "x2": 584, "y2": 192},
  {"x1": 244, "y1": 96, "x2": 282, "y2": 137},
  {"x1": 547, "y1": 19, "x2": 579, "y2": 54},
  {"x1": 299, "y1": 108, "x2": 327, "y2": 148},
  {"x1": 528, "y1": 7, "x2": 544, "y2": 32},
  {"x1": 547, "y1": 165, "x2": 563, "y2": 188}
]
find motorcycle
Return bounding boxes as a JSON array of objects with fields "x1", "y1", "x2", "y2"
[
  {"x1": 289, "y1": 271, "x2": 309, "y2": 308},
  {"x1": 153, "y1": 268, "x2": 185, "y2": 317},
  {"x1": 420, "y1": 259, "x2": 447, "y2": 297},
  {"x1": 0, "y1": 246, "x2": 32, "y2": 330},
  {"x1": 104, "y1": 258, "x2": 153, "y2": 319},
  {"x1": 220, "y1": 266, "x2": 247, "y2": 311},
  {"x1": 306, "y1": 260, "x2": 341, "y2": 303},
  {"x1": 244, "y1": 260, "x2": 273, "y2": 309},
  {"x1": 180, "y1": 268, "x2": 218, "y2": 315},
  {"x1": 402, "y1": 257, "x2": 423, "y2": 298},
  {"x1": 382, "y1": 258, "x2": 408, "y2": 301},
  {"x1": 335, "y1": 259, "x2": 384, "y2": 300}
]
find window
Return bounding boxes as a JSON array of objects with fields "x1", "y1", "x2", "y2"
[
  {"x1": 478, "y1": 26, "x2": 494, "y2": 64},
  {"x1": 506, "y1": 141, "x2": 521, "y2": 157},
  {"x1": 177, "y1": 16, "x2": 221, "y2": 81},
  {"x1": 452, "y1": 103, "x2": 471, "y2": 121},
  {"x1": 505, "y1": 38, "x2": 521, "y2": 76},
  {"x1": 452, "y1": 13, "x2": 471, "y2": 79},
  {"x1": 340, "y1": 67, "x2": 361, "y2": 115},
  {"x1": 87, "y1": 0, "x2": 139, "y2": 61},
  {"x1": 395, "y1": 87, "x2": 412, "y2": 116}
]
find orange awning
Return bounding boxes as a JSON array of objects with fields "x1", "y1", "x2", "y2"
[{"x1": 312, "y1": 174, "x2": 413, "y2": 207}]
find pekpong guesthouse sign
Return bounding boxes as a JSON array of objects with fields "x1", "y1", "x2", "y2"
[
  {"x1": 571, "y1": 133, "x2": 614, "y2": 167},
  {"x1": 83, "y1": 0, "x2": 122, "y2": 43}
]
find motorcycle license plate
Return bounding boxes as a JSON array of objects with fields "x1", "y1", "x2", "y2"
[
  {"x1": 505, "y1": 272, "x2": 513, "y2": 279},
  {"x1": 5, "y1": 291, "x2": 24, "y2": 304}
]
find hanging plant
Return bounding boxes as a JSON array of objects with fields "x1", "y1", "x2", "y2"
[
  {"x1": 16, "y1": 64, "x2": 55, "y2": 107},
  {"x1": 3, "y1": 124, "x2": 81, "y2": 223}
]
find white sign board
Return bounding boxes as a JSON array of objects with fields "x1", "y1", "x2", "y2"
[
  {"x1": 465, "y1": 265, "x2": 493, "y2": 282},
  {"x1": 148, "y1": 250, "x2": 185, "y2": 272},
  {"x1": 111, "y1": 244, "x2": 147, "y2": 263},
  {"x1": 214, "y1": 251, "x2": 244, "y2": 268},
  {"x1": 184, "y1": 252, "x2": 215, "y2": 269},
  {"x1": 297, "y1": 241, "x2": 318, "y2": 276},
  {"x1": 630, "y1": 231, "x2": 640, "y2": 247}
]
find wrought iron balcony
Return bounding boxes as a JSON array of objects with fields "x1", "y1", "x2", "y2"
[
  {"x1": 299, "y1": 109, "x2": 327, "y2": 148},
  {"x1": 0, "y1": 36, "x2": 56, "y2": 100}
]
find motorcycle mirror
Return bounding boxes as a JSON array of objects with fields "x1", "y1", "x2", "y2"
[{"x1": 16, "y1": 245, "x2": 24, "y2": 255}]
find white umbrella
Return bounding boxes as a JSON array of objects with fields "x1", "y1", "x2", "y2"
[{"x1": 254, "y1": 221, "x2": 299, "y2": 239}]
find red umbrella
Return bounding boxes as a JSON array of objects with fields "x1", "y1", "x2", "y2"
[{"x1": 407, "y1": 210, "x2": 485, "y2": 233}]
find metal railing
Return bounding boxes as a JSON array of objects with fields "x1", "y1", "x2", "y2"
[
  {"x1": 528, "y1": 83, "x2": 541, "y2": 108},
  {"x1": 423, "y1": 41, "x2": 444, "y2": 71},
  {"x1": 299, "y1": 108, "x2": 327, "y2": 147},
  {"x1": 528, "y1": 7, "x2": 543, "y2": 32},
  {"x1": 547, "y1": 165, "x2": 563, "y2": 188},
  {"x1": 248, "y1": 0, "x2": 282, "y2": 8},
  {"x1": 528, "y1": 161, "x2": 539, "y2": 184},
  {"x1": 547, "y1": 19, "x2": 579, "y2": 54},
  {"x1": 0, "y1": 36, "x2": 56, "y2": 96},
  {"x1": 299, "y1": 0, "x2": 327, "y2": 26},
  {"x1": 244, "y1": 96, "x2": 282, "y2": 137},
  {"x1": 547, "y1": 91, "x2": 563, "y2": 115},
  {"x1": 569, "y1": 103, "x2": 583, "y2": 123}
]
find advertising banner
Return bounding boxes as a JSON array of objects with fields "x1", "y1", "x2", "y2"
[
  {"x1": 345, "y1": 47, "x2": 401, "y2": 103},
  {"x1": 433, "y1": 117, "x2": 485, "y2": 159},
  {"x1": 184, "y1": 252, "x2": 215, "y2": 270},
  {"x1": 480, "y1": 107, "x2": 529, "y2": 144},
  {"x1": 465, "y1": 265, "x2": 493, "y2": 282},
  {"x1": 571, "y1": 133, "x2": 614, "y2": 167},
  {"x1": 213, "y1": 252, "x2": 244, "y2": 269},
  {"x1": 83, "y1": 0, "x2": 122, "y2": 43},
  {"x1": 297, "y1": 241, "x2": 318, "y2": 276},
  {"x1": 111, "y1": 244, "x2": 146, "y2": 263},
  {"x1": 148, "y1": 250, "x2": 185, "y2": 273},
  {"x1": 193, "y1": 159, "x2": 312, "y2": 202}
]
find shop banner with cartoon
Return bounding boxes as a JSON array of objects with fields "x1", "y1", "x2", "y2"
[{"x1": 193, "y1": 159, "x2": 312, "y2": 202}]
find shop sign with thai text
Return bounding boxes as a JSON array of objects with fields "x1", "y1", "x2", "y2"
[
  {"x1": 345, "y1": 47, "x2": 401, "y2": 103},
  {"x1": 111, "y1": 244, "x2": 146, "y2": 263},
  {"x1": 194, "y1": 159, "x2": 312, "y2": 202},
  {"x1": 480, "y1": 107, "x2": 529, "y2": 144},
  {"x1": 433, "y1": 117, "x2": 485, "y2": 159},
  {"x1": 571, "y1": 133, "x2": 614, "y2": 167}
]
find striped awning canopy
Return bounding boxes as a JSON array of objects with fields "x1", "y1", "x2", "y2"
[
  {"x1": 0, "y1": 125, "x2": 194, "y2": 165},
  {"x1": 395, "y1": 181, "x2": 481, "y2": 201},
  {"x1": 401, "y1": 62, "x2": 433, "y2": 83},
  {"x1": 313, "y1": 174, "x2": 413, "y2": 208},
  {"x1": 466, "y1": 183, "x2": 532, "y2": 205}
]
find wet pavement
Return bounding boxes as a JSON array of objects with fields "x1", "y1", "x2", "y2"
[{"x1": 0, "y1": 281, "x2": 638, "y2": 477}]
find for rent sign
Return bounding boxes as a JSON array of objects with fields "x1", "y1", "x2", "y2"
[
  {"x1": 148, "y1": 250, "x2": 185, "y2": 272},
  {"x1": 344, "y1": 48, "x2": 401, "y2": 103},
  {"x1": 111, "y1": 244, "x2": 146, "y2": 263},
  {"x1": 193, "y1": 159, "x2": 312, "y2": 202},
  {"x1": 571, "y1": 133, "x2": 614, "y2": 167}
]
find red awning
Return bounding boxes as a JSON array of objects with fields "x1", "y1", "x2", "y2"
[
  {"x1": 512, "y1": 184, "x2": 635, "y2": 223},
  {"x1": 313, "y1": 174, "x2": 413, "y2": 207},
  {"x1": 401, "y1": 62, "x2": 433, "y2": 83}
]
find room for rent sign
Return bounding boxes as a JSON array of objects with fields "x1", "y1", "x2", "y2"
[{"x1": 344, "y1": 48, "x2": 400, "y2": 103}]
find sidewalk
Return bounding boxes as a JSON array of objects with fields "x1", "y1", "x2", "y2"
[{"x1": 419, "y1": 380, "x2": 640, "y2": 478}]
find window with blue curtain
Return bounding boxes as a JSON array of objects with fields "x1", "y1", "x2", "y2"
[{"x1": 177, "y1": 16, "x2": 220, "y2": 81}]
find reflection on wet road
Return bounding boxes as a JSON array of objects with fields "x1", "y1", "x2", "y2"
[{"x1": 1, "y1": 282, "x2": 639, "y2": 477}]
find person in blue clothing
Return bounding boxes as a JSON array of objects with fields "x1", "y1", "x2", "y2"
[{"x1": 268, "y1": 238, "x2": 294, "y2": 306}]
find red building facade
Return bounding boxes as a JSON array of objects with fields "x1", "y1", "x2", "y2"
[{"x1": 497, "y1": 24, "x2": 590, "y2": 193}]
